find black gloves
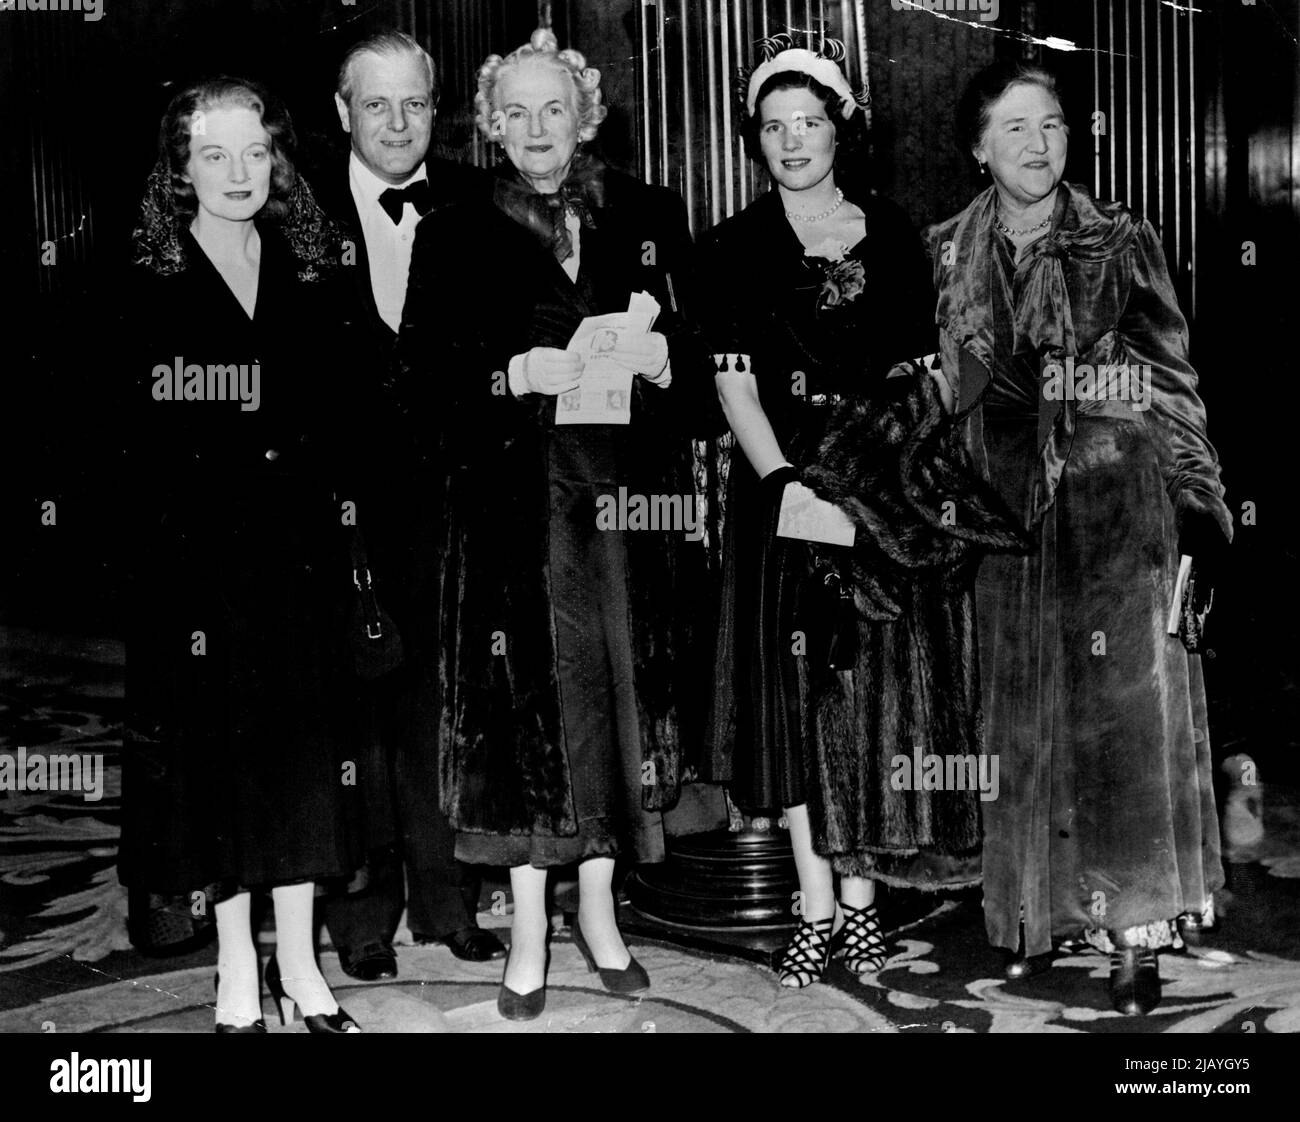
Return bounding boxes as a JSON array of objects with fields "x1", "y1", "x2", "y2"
[
  {"x1": 760, "y1": 464, "x2": 800, "y2": 510},
  {"x1": 1177, "y1": 509, "x2": 1230, "y2": 611}
]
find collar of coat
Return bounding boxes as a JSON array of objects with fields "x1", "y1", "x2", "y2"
[
  {"x1": 492, "y1": 151, "x2": 609, "y2": 263},
  {"x1": 929, "y1": 180, "x2": 1139, "y2": 373},
  {"x1": 927, "y1": 180, "x2": 1142, "y2": 529}
]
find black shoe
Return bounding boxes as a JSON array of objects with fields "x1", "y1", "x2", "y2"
[
  {"x1": 337, "y1": 945, "x2": 397, "y2": 981},
  {"x1": 1109, "y1": 947, "x2": 1161, "y2": 1015},
  {"x1": 776, "y1": 915, "x2": 835, "y2": 989},
  {"x1": 833, "y1": 901, "x2": 889, "y2": 975},
  {"x1": 571, "y1": 919, "x2": 650, "y2": 994},
  {"x1": 1003, "y1": 950, "x2": 1054, "y2": 979},
  {"x1": 1175, "y1": 911, "x2": 1212, "y2": 948},
  {"x1": 265, "y1": 956, "x2": 361, "y2": 1033},
  {"x1": 497, "y1": 944, "x2": 550, "y2": 1021},
  {"x1": 441, "y1": 927, "x2": 507, "y2": 962},
  {"x1": 1002, "y1": 920, "x2": 1054, "y2": 980},
  {"x1": 213, "y1": 971, "x2": 267, "y2": 1033}
]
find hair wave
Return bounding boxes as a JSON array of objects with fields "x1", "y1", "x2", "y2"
[
  {"x1": 159, "y1": 76, "x2": 297, "y2": 221},
  {"x1": 741, "y1": 70, "x2": 871, "y2": 192},
  {"x1": 955, "y1": 60, "x2": 1065, "y2": 168},
  {"x1": 473, "y1": 27, "x2": 607, "y2": 144}
]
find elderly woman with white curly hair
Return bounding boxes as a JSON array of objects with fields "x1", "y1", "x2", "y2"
[{"x1": 394, "y1": 28, "x2": 709, "y2": 1021}]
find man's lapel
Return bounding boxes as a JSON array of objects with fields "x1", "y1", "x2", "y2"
[{"x1": 336, "y1": 156, "x2": 407, "y2": 343}]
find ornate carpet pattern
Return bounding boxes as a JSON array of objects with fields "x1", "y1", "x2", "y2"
[
  {"x1": 819, "y1": 900, "x2": 1300, "y2": 1034},
  {"x1": 0, "y1": 938, "x2": 892, "y2": 1034},
  {"x1": 3, "y1": 627, "x2": 1299, "y2": 1033}
]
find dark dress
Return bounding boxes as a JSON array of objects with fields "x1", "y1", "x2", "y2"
[
  {"x1": 926, "y1": 183, "x2": 1230, "y2": 955},
  {"x1": 119, "y1": 223, "x2": 361, "y2": 903},
  {"x1": 393, "y1": 161, "x2": 710, "y2": 868},
  {"x1": 699, "y1": 188, "x2": 1023, "y2": 887}
]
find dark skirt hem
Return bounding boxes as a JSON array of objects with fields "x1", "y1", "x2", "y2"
[
  {"x1": 455, "y1": 816, "x2": 656, "y2": 869},
  {"x1": 830, "y1": 847, "x2": 983, "y2": 891}
]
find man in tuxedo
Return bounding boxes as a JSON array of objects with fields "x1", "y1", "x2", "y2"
[{"x1": 320, "y1": 29, "x2": 504, "y2": 980}]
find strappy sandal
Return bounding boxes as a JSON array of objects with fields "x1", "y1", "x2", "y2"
[
  {"x1": 835, "y1": 901, "x2": 889, "y2": 975},
  {"x1": 777, "y1": 915, "x2": 835, "y2": 989}
]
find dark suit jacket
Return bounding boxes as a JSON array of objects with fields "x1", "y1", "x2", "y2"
[
  {"x1": 314, "y1": 154, "x2": 490, "y2": 353},
  {"x1": 315, "y1": 154, "x2": 491, "y2": 657}
]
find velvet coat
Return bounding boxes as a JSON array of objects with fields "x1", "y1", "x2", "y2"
[
  {"x1": 925, "y1": 182, "x2": 1231, "y2": 954},
  {"x1": 392, "y1": 164, "x2": 711, "y2": 845}
]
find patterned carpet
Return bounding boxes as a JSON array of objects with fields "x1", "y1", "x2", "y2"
[{"x1": 3, "y1": 625, "x2": 1299, "y2": 1033}]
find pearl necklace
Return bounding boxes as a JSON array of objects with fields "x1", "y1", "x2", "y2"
[
  {"x1": 995, "y1": 212, "x2": 1052, "y2": 238},
  {"x1": 786, "y1": 187, "x2": 845, "y2": 223}
]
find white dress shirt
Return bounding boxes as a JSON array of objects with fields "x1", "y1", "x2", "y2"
[{"x1": 348, "y1": 151, "x2": 428, "y2": 333}]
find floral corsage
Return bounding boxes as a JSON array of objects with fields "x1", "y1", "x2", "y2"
[{"x1": 804, "y1": 238, "x2": 866, "y2": 311}]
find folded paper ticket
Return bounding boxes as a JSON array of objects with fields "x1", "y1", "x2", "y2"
[
  {"x1": 555, "y1": 292, "x2": 661, "y2": 425},
  {"x1": 776, "y1": 482, "x2": 857, "y2": 547}
]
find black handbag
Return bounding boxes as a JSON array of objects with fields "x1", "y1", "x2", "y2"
[
  {"x1": 1176, "y1": 564, "x2": 1216, "y2": 656},
  {"x1": 347, "y1": 526, "x2": 404, "y2": 681},
  {"x1": 797, "y1": 553, "x2": 860, "y2": 672}
]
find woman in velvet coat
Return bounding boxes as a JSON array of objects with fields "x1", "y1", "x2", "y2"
[
  {"x1": 928, "y1": 61, "x2": 1232, "y2": 1016},
  {"x1": 393, "y1": 30, "x2": 709, "y2": 1020}
]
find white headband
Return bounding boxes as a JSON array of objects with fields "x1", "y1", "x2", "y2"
[{"x1": 746, "y1": 48, "x2": 858, "y2": 120}]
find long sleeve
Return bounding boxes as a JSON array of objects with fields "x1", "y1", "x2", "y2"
[
  {"x1": 642, "y1": 188, "x2": 727, "y2": 440},
  {"x1": 390, "y1": 204, "x2": 535, "y2": 469},
  {"x1": 1120, "y1": 219, "x2": 1232, "y2": 540}
]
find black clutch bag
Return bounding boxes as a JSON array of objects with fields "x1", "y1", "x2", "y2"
[
  {"x1": 797, "y1": 555, "x2": 860, "y2": 672},
  {"x1": 1167, "y1": 553, "x2": 1216, "y2": 656},
  {"x1": 1176, "y1": 566, "x2": 1215, "y2": 655},
  {"x1": 348, "y1": 526, "x2": 404, "y2": 681}
]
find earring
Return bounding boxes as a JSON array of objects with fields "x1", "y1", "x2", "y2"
[{"x1": 978, "y1": 163, "x2": 988, "y2": 176}]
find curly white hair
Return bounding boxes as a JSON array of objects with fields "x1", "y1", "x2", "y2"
[{"x1": 474, "y1": 28, "x2": 608, "y2": 143}]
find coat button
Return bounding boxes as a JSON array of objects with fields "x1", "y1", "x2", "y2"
[{"x1": 265, "y1": 449, "x2": 280, "y2": 461}]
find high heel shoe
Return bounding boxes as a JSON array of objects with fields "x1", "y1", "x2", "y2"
[
  {"x1": 833, "y1": 901, "x2": 889, "y2": 975},
  {"x1": 213, "y1": 971, "x2": 266, "y2": 1033},
  {"x1": 264, "y1": 956, "x2": 360, "y2": 1033},
  {"x1": 1175, "y1": 910, "x2": 1212, "y2": 949},
  {"x1": 571, "y1": 919, "x2": 649, "y2": 995},
  {"x1": 1003, "y1": 920, "x2": 1053, "y2": 980},
  {"x1": 497, "y1": 942, "x2": 551, "y2": 1021},
  {"x1": 1109, "y1": 946, "x2": 1161, "y2": 1015},
  {"x1": 777, "y1": 915, "x2": 834, "y2": 989}
]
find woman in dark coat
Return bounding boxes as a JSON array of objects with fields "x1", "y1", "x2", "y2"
[
  {"x1": 928, "y1": 61, "x2": 1231, "y2": 1015},
  {"x1": 394, "y1": 29, "x2": 707, "y2": 1020},
  {"x1": 699, "y1": 41, "x2": 1026, "y2": 990},
  {"x1": 119, "y1": 78, "x2": 361, "y2": 1032}
]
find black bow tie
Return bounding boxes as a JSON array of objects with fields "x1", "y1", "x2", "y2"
[{"x1": 378, "y1": 180, "x2": 432, "y2": 225}]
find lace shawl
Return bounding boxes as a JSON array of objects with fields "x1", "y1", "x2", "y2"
[{"x1": 130, "y1": 160, "x2": 345, "y2": 282}]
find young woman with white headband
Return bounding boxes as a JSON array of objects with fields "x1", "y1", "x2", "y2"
[{"x1": 700, "y1": 39, "x2": 1026, "y2": 989}]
